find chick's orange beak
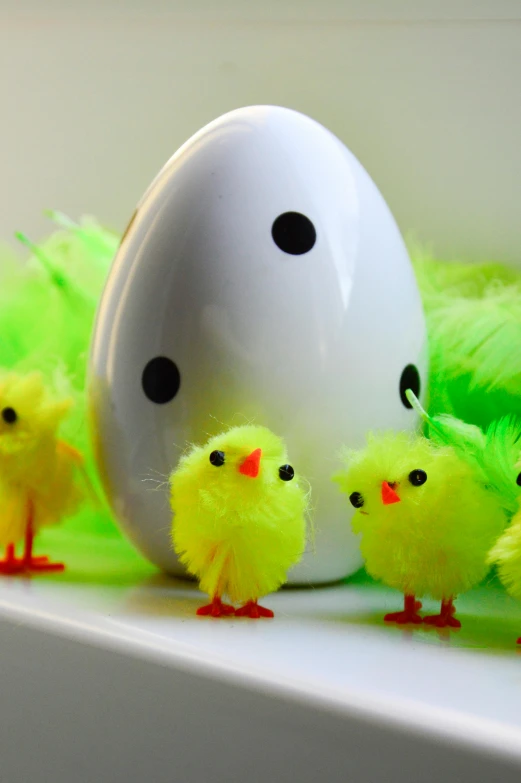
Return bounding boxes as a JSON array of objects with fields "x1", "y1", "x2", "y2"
[
  {"x1": 238, "y1": 448, "x2": 262, "y2": 479},
  {"x1": 382, "y1": 481, "x2": 401, "y2": 505}
]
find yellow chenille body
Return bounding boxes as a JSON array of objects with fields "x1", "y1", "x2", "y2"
[
  {"x1": 489, "y1": 510, "x2": 521, "y2": 602},
  {"x1": 170, "y1": 425, "x2": 308, "y2": 608},
  {"x1": 335, "y1": 432, "x2": 507, "y2": 602},
  {"x1": 0, "y1": 372, "x2": 82, "y2": 547}
]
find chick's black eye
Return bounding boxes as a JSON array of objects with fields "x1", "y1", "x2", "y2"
[
  {"x1": 516, "y1": 472, "x2": 521, "y2": 487},
  {"x1": 1, "y1": 407, "x2": 17, "y2": 424},
  {"x1": 272, "y1": 212, "x2": 316, "y2": 255},
  {"x1": 409, "y1": 469, "x2": 427, "y2": 486},
  {"x1": 209, "y1": 450, "x2": 225, "y2": 467},
  {"x1": 279, "y1": 464, "x2": 294, "y2": 481},
  {"x1": 349, "y1": 492, "x2": 364, "y2": 509}
]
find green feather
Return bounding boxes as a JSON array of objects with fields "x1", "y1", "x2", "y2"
[
  {"x1": 411, "y1": 246, "x2": 521, "y2": 429},
  {"x1": 405, "y1": 389, "x2": 485, "y2": 453},
  {"x1": 482, "y1": 417, "x2": 521, "y2": 517},
  {"x1": 406, "y1": 389, "x2": 521, "y2": 515},
  {"x1": 0, "y1": 215, "x2": 120, "y2": 542}
]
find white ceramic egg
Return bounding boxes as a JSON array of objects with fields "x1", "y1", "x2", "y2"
[{"x1": 90, "y1": 105, "x2": 427, "y2": 584}]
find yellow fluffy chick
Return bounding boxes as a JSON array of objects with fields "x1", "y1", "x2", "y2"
[
  {"x1": 170, "y1": 425, "x2": 308, "y2": 618},
  {"x1": 488, "y1": 482, "x2": 521, "y2": 644},
  {"x1": 0, "y1": 372, "x2": 83, "y2": 574},
  {"x1": 334, "y1": 432, "x2": 507, "y2": 628}
]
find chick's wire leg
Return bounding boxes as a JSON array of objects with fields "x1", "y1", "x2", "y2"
[
  {"x1": 22, "y1": 499, "x2": 65, "y2": 573},
  {"x1": 423, "y1": 598, "x2": 461, "y2": 629},
  {"x1": 384, "y1": 594, "x2": 423, "y2": 625},
  {"x1": 197, "y1": 596, "x2": 234, "y2": 618},
  {"x1": 235, "y1": 600, "x2": 274, "y2": 619}
]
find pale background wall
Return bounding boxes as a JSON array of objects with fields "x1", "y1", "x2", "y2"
[{"x1": 0, "y1": 1, "x2": 520, "y2": 263}]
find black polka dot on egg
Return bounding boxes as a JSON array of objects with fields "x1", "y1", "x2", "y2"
[
  {"x1": 399, "y1": 364, "x2": 421, "y2": 409},
  {"x1": 271, "y1": 212, "x2": 316, "y2": 255},
  {"x1": 142, "y1": 357, "x2": 180, "y2": 404}
]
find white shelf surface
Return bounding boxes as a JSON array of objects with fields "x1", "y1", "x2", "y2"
[{"x1": 1, "y1": 569, "x2": 521, "y2": 782}]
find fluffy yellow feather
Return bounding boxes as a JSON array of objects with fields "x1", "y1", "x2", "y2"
[
  {"x1": 170, "y1": 425, "x2": 308, "y2": 618},
  {"x1": 0, "y1": 371, "x2": 83, "y2": 573},
  {"x1": 488, "y1": 478, "x2": 521, "y2": 643},
  {"x1": 334, "y1": 431, "x2": 507, "y2": 627},
  {"x1": 489, "y1": 516, "x2": 521, "y2": 597}
]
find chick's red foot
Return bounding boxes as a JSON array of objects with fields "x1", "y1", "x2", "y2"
[
  {"x1": 384, "y1": 595, "x2": 423, "y2": 625},
  {"x1": 196, "y1": 597, "x2": 234, "y2": 618},
  {"x1": 235, "y1": 601, "x2": 274, "y2": 619},
  {"x1": 0, "y1": 554, "x2": 65, "y2": 575},
  {"x1": 423, "y1": 598, "x2": 461, "y2": 629},
  {"x1": 24, "y1": 555, "x2": 65, "y2": 573},
  {"x1": 0, "y1": 545, "x2": 26, "y2": 575},
  {"x1": 22, "y1": 524, "x2": 64, "y2": 572}
]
